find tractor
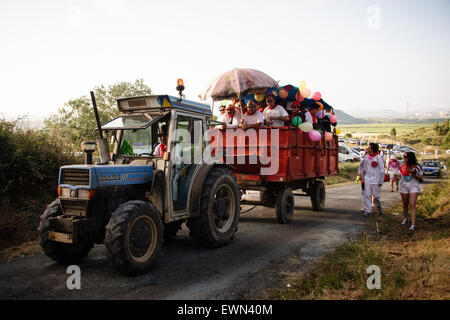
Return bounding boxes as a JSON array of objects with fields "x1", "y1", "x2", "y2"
[{"x1": 39, "y1": 87, "x2": 240, "y2": 276}]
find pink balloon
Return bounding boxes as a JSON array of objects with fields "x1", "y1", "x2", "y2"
[
  {"x1": 330, "y1": 115, "x2": 338, "y2": 123},
  {"x1": 308, "y1": 130, "x2": 322, "y2": 141},
  {"x1": 312, "y1": 92, "x2": 322, "y2": 101},
  {"x1": 316, "y1": 111, "x2": 324, "y2": 119}
]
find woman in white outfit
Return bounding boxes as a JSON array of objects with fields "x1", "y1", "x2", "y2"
[{"x1": 399, "y1": 152, "x2": 423, "y2": 231}]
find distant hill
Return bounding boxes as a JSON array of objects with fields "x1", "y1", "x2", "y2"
[{"x1": 334, "y1": 109, "x2": 372, "y2": 124}]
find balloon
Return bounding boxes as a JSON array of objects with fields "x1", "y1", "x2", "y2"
[
  {"x1": 299, "y1": 122, "x2": 313, "y2": 133},
  {"x1": 330, "y1": 115, "x2": 338, "y2": 124},
  {"x1": 336, "y1": 129, "x2": 341, "y2": 135},
  {"x1": 299, "y1": 80, "x2": 307, "y2": 90},
  {"x1": 324, "y1": 132, "x2": 333, "y2": 141},
  {"x1": 254, "y1": 93, "x2": 265, "y2": 102},
  {"x1": 295, "y1": 91, "x2": 305, "y2": 102},
  {"x1": 312, "y1": 92, "x2": 322, "y2": 101},
  {"x1": 300, "y1": 88, "x2": 311, "y2": 98},
  {"x1": 291, "y1": 116, "x2": 302, "y2": 126},
  {"x1": 279, "y1": 89, "x2": 289, "y2": 99},
  {"x1": 298, "y1": 129, "x2": 303, "y2": 134},
  {"x1": 308, "y1": 130, "x2": 322, "y2": 141},
  {"x1": 316, "y1": 111, "x2": 324, "y2": 119}
]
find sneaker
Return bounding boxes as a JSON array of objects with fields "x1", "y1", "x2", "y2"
[
  {"x1": 409, "y1": 225, "x2": 416, "y2": 231},
  {"x1": 363, "y1": 212, "x2": 371, "y2": 217},
  {"x1": 401, "y1": 218, "x2": 408, "y2": 225}
]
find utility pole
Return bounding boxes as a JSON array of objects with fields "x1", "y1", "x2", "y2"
[{"x1": 406, "y1": 101, "x2": 410, "y2": 131}]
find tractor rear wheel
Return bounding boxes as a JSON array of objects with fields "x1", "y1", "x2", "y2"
[
  {"x1": 311, "y1": 180, "x2": 326, "y2": 211},
  {"x1": 39, "y1": 199, "x2": 94, "y2": 264},
  {"x1": 105, "y1": 200, "x2": 163, "y2": 276},
  {"x1": 187, "y1": 167, "x2": 240, "y2": 248},
  {"x1": 276, "y1": 187, "x2": 294, "y2": 224}
]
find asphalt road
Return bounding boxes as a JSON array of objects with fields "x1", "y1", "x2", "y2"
[{"x1": 0, "y1": 180, "x2": 429, "y2": 300}]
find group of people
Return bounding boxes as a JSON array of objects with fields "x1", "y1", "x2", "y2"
[
  {"x1": 216, "y1": 94, "x2": 330, "y2": 131},
  {"x1": 359, "y1": 143, "x2": 423, "y2": 231}
]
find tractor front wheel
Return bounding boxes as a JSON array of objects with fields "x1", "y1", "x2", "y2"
[
  {"x1": 105, "y1": 200, "x2": 163, "y2": 276},
  {"x1": 39, "y1": 199, "x2": 94, "y2": 264}
]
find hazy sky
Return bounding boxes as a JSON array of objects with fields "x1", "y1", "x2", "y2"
[{"x1": 0, "y1": 0, "x2": 449, "y2": 119}]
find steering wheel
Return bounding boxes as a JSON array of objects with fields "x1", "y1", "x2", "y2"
[{"x1": 138, "y1": 153, "x2": 153, "y2": 157}]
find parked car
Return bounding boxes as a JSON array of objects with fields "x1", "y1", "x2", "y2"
[
  {"x1": 422, "y1": 161, "x2": 442, "y2": 178},
  {"x1": 339, "y1": 142, "x2": 361, "y2": 162}
]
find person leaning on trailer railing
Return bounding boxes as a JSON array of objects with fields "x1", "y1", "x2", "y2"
[
  {"x1": 263, "y1": 94, "x2": 289, "y2": 127},
  {"x1": 218, "y1": 103, "x2": 241, "y2": 129},
  {"x1": 240, "y1": 100, "x2": 263, "y2": 130}
]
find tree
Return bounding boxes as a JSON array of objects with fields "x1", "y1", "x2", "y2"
[
  {"x1": 44, "y1": 79, "x2": 151, "y2": 149},
  {"x1": 390, "y1": 127, "x2": 397, "y2": 137}
]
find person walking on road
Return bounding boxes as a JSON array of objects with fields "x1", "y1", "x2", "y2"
[
  {"x1": 359, "y1": 143, "x2": 385, "y2": 216},
  {"x1": 399, "y1": 152, "x2": 423, "y2": 231},
  {"x1": 386, "y1": 155, "x2": 400, "y2": 192}
]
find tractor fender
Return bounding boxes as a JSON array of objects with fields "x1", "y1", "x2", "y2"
[{"x1": 188, "y1": 162, "x2": 234, "y2": 218}]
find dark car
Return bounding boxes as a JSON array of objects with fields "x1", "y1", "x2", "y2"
[{"x1": 422, "y1": 161, "x2": 441, "y2": 178}]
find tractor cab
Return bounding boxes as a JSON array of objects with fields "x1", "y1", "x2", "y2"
[{"x1": 101, "y1": 94, "x2": 213, "y2": 219}]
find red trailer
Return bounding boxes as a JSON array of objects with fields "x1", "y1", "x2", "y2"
[{"x1": 210, "y1": 126, "x2": 339, "y2": 223}]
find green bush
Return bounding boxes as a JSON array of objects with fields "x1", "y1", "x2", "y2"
[{"x1": 0, "y1": 118, "x2": 81, "y2": 205}]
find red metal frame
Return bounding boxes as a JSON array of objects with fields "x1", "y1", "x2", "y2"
[{"x1": 210, "y1": 127, "x2": 339, "y2": 186}]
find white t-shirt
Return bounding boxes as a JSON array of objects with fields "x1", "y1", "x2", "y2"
[
  {"x1": 222, "y1": 113, "x2": 241, "y2": 128},
  {"x1": 263, "y1": 105, "x2": 289, "y2": 127},
  {"x1": 305, "y1": 111, "x2": 313, "y2": 124},
  {"x1": 242, "y1": 110, "x2": 263, "y2": 125},
  {"x1": 359, "y1": 154, "x2": 385, "y2": 185}
]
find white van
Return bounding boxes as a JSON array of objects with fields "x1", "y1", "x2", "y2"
[{"x1": 339, "y1": 142, "x2": 361, "y2": 162}]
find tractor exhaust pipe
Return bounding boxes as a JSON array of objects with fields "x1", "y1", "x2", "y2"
[{"x1": 90, "y1": 91, "x2": 110, "y2": 164}]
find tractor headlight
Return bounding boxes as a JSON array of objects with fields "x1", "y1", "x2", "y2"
[{"x1": 58, "y1": 187, "x2": 95, "y2": 199}]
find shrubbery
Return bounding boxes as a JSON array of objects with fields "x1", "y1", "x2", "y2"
[{"x1": 0, "y1": 118, "x2": 81, "y2": 205}]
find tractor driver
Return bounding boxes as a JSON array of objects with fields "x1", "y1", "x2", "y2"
[{"x1": 153, "y1": 124, "x2": 168, "y2": 156}]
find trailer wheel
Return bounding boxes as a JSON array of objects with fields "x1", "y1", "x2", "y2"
[
  {"x1": 39, "y1": 199, "x2": 94, "y2": 264},
  {"x1": 311, "y1": 180, "x2": 326, "y2": 211},
  {"x1": 105, "y1": 200, "x2": 163, "y2": 276},
  {"x1": 187, "y1": 167, "x2": 240, "y2": 248},
  {"x1": 276, "y1": 188, "x2": 294, "y2": 224}
]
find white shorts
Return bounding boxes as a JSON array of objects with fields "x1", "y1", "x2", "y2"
[{"x1": 399, "y1": 185, "x2": 421, "y2": 194}]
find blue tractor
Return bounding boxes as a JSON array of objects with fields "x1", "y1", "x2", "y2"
[{"x1": 39, "y1": 89, "x2": 240, "y2": 275}]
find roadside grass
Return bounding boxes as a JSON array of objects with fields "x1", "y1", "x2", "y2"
[
  {"x1": 269, "y1": 178, "x2": 450, "y2": 300},
  {"x1": 324, "y1": 162, "x2": 360, "y2": 186}
]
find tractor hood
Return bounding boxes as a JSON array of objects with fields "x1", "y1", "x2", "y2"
[{"x1": 59, "y1": 164, "x2": 153, "y2": 189}]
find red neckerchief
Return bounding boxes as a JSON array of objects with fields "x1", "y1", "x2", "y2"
[
  {"x1": 159, "y1": 143, "x2": 167, "y2": 156},
  {"x1": 308, "y1": 110, "x2": 316, "y2": 123},
  {"x1": 268, "y1": 104, "x2": 276, "y2": 110}
]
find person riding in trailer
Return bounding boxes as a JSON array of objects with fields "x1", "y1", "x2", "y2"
[
  {"x1": 263, "y1": 94, "x2": 289, "y2": 127},
  {"x1": 240, "y1": 100, "x2": 263, "y2": 130}
]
